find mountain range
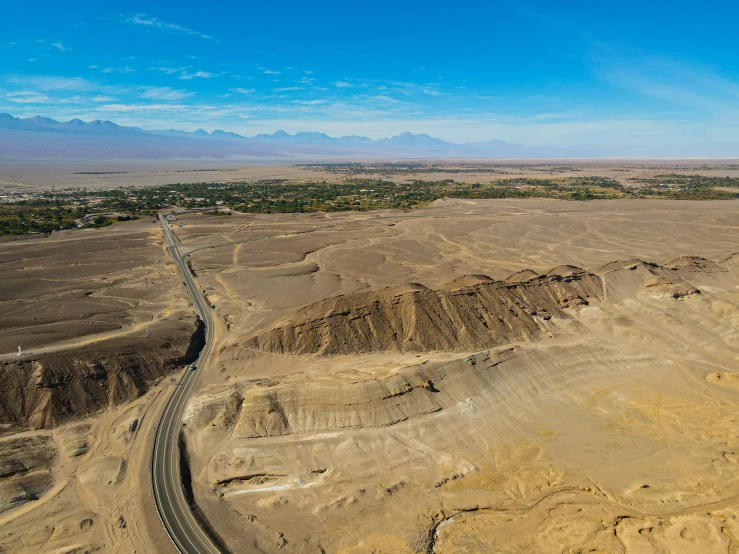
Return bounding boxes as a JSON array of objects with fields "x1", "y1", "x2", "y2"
[{"x1": 0, "y1": 113, "x2": 737, "y2": 160}]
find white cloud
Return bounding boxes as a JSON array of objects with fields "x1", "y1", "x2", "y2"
[
  {"x1": 7, "y1": 76, "x2": 92, "y2": 91},
  {"x1": 262, "y1": 69, "x2": 281, "y2": 75},
  {"x1": 99, "y1": 66, "x2": 135, "y2": 74},
  {"x1": 153, "y1": 66, "x2": 219, "y2": 80},
  {"x1": 4, "y1": 75, "x2": 128, "y2": 97},
  {"x1": 153, "y1": 66, "x2": 184, "y2": 75},
  {"x1": 293, "y1": 99, "x2": 326, "y2": 106},
  {"x1": 333, "y1": 81, "x2": 354, "y2": 88},
  {"x1": 421, "y1": 87, "x2": 442, "y2": 96},
  {"x1": 1, "y1": 90, "x2": 51, "y2": 103},
  {"x1": 98, "y1": 103, "x2": 191, "y2": 113},
  {"x1": 119, "y1": 13, "x2": 212, "y2": 40},
  {"x1": 57, "y1": 95, "x2": 88, "y2": 104},
  {"x1": 274, "y1": 87, "x2": 303, "y2": 92},
  {"x1": 52, "y1": 42, "x2": 70, "y2": 52},
  {"x1": 140, "y1": 86, "x2": 196, "y2": 100},
  {"x1": 178, "y1": 71, "x2": 213, "y2": 80},
  {"x1": 231, "y1": 88, "x2": 256, "y2": 95}
]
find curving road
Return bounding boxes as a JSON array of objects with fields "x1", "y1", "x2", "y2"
[{"x1": 152, "y1": 214, "x2": 221, "y2": 554}]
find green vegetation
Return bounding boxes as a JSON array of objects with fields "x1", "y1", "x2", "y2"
[
  {"x1": 0, "y1": 203, "x2": 138, "y2": 236},
  {"x1": 2, "y1": 172, "x2": 738, "y2": 235},
  {"x1": 625, "y1": 175, "x2": 739, "y2": 199},
  {"x1": 0, "y1": 204, "x2": 84, "y2": 235}
]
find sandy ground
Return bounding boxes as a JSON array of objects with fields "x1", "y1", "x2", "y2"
[
  {"x1": 0, "y1": 161, "x2": 332, "y2": 193},
  {"x1": 2, "y1": 159, "x2": 739, "y2": 193},
  {"x1": 0, "y1": 219, "x2": 191, "y2": 553},
  {"x1": 0, "y1": 218, "x2": 190, "y2": 355},
  {"x1": 3, "y1": 198, "x2": 739, "y2": 553},
  {"x1": 0, "y1": 379, "x2": 181, "y2": 554},
  {"x1": 175, "y1": 199, "x2": 739, "y2": 553}
]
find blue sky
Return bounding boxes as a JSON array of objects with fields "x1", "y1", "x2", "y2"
[{"x1": 1, "y1": 0, "x2": 738, "y2": 146}]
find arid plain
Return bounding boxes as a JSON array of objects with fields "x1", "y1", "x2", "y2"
[{"x1": 3, "y1": 176, "x2": 739, "y2": 552}]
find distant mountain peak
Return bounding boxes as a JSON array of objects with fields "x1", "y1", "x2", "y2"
[
  {"x1": 0, "y1": 110, "x2": 664, "y2": 160},
  {"x1": 386, "y1": 131, "x2": 451, "y2": 147},
  {"x1": 211, "y1": 129, "x2": 245, "y2": 139},
  {"x1": 294, "y1": 131, "x2": 332, "y2": 140}
]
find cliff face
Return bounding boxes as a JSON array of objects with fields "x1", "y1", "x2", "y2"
[
  {"x1": 0, "y1": 314, "x2": 204, "y2": 432},
  {"x1": 245, "y1": 266, "x2": 603, "y2": 355}
]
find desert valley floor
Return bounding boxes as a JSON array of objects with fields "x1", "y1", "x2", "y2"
[{"x1": 2, "y1": 198, "x2": 739, "y2": 553}]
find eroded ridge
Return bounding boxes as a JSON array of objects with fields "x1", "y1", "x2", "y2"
[{"x1": 246, "y1": 265, "x2": 602, "y2": 355}]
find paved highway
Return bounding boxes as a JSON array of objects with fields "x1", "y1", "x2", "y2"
[{"x1": 152, "y1": 215, "x2": 221, "y2": 554}]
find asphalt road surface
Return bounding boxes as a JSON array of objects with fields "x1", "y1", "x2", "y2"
[{"x1": 152, "y1": 215, "x2": 221, "y2": 554}]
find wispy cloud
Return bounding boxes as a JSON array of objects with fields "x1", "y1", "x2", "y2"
[
  {"x1": 90, "y1": 65, "x2": 135, "y2": 74},
  {"x1": 596, "y1": 52, "x2": 739, "y2": 116},
  {"x1": 98, "y1": 102, "x2": 192, "y2": 113},
  {"x1": 118, "y1": 13, "x2": 212, "y2": 40},
  {"x1": 333, "y1": 81, "x2": 354, "y2": 89},
  {"x1": 7, "y1": 75, "x2": 93, "y2": 91},
  {"x1": 1, "y1": 90, "x2": 51, "y2": 103},
  {"x1": 293, "y1": 99, "x2": 327, "y2": 106},
  {"x1": 178, "y1": 71, "x2": 214, "y2": 80},
  {"x1": 262, "y1": 69, "x2": 281, "y2": 75},
  {"x1": 153, "y1": 66, "x2": 184, "y2": 75},
  {"x1": 4, "y1": 75, "x2": 128, "y2": 97},
  {"x1": 421, "y1": 86, "x2": 442, "y2": 96},
  {"x1": 51, "y1": 42, "x2": 70, "y2": 52},
  {"x1": 274, "y1": 86, "x2": 303, "y2": 92},
  {"x1": 231, "y1": 87, "x2": 256, "y2": 95},
  {"x1": 140, "y1": 86, "x2": 196, "y2": 101},
  {"x1": 152, "y1": 66, "x2": 219, "y2": 80}
]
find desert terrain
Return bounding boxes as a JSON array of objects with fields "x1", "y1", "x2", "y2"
[
  {"x1": 171, "y1": 199, "x2": 739, "y2": 553},
  {"x1": 0, "y1": 219, "x2": 201, "y2": 552},
  {"x1": 3, "y1": 159, "x2": 739, "y2": 195},
  {"x1": 2, "y1": 194, "x2": 739, "y2": 553}
]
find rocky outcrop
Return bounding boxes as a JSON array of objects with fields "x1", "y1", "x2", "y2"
[
  {"x1": 245, "y1": 266, "x2": 603, "y2": 355},
  {"x1": 0, "y1": 435, "x2": 56, "y2": 513},
  {"x1": 0, "y1": 314, "x2": 204, "y2": 432}
]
